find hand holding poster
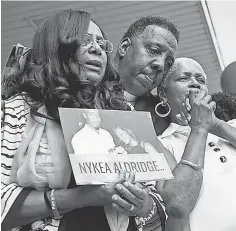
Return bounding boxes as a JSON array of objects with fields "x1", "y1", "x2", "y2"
[{"x1": 59, "y1": 108, "x2": 174, "y2": 185}]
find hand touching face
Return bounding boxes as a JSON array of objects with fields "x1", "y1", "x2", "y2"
[{"x1": 165, "y1": 59, "x2": 208, "y2": 124}]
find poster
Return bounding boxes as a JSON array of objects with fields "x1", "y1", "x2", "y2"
[{"x1": 59, "y1": 108, "x2": 173, "y2": 185}]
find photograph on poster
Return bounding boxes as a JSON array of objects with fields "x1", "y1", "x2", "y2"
[{"x1": 59, "y1": 108, "x2": 173, "y2": 184}]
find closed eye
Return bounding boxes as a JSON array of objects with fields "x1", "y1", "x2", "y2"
[
  {"x1": 179, "y1": 76, "x2": 189, "y2": 81},
  {"x1": 165, "y1": 59, "x2": 174, "y2": 71},
  {"x1": 197, "y1": 78, "x2": 206, "y2": 84},
  {"x1": 147, "y1": 46, "x2": 161, "y2": 55}
]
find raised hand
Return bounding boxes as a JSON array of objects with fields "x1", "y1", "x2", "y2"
[
  {"x1": 176, "y1": 89, "x2": 199, "y2": 125},
  {"x1": 188, "y1": 89, "x2": 217, "y2": 132},
  {"x1": 111, "y1": 172, "x2": 153, "y2": 217}
]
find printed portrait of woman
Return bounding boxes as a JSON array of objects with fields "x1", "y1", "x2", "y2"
[{"x1": 113, "y1": 127, "x2": 160, "y2": 155}]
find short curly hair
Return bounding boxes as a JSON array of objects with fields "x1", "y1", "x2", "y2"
[
  {"x1": 122, "y1": 16, "x2": 179, "y2": 42},
  {"x1": 211, "y1": 92, "x2": 236, "y2": 122}
]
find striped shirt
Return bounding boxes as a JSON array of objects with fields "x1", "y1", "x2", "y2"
[
  {"x1": 1, "y1": 94, "x2": 166, "y2": 231},
  {"x1": 1, "y1": 94, "x2": 60, "y2": 231}
]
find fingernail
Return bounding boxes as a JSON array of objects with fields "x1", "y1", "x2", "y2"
[
  {"x1": 176, "y1": 114, "x2": 182, "y2": 121},
  {"x1": 123, "y1": 182, "x2": 129, "y2": 187},
  {"x1": 112, "y1": 195, "x2": 117, "y2": 200},
  {"x1": 116, "y1": 184, "x2": 122, "y2": 190}
]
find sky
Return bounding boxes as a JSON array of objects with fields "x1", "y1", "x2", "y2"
[{"x1": 207, "y1": 1, "x2": 236, "y2": 68}]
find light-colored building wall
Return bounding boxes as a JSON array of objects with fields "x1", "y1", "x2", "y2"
[{"x1": 1, "y1": 1, "x2": 223, "y2": 93}]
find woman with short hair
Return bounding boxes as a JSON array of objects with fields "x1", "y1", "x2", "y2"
[{"x1": 156, "y1": 57, "x2": 236, "y2": 231}]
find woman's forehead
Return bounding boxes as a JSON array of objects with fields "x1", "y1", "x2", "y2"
[
  {"x1": 87, "y1": 20, "x2": 103, "y2": 38},
  {"x1": 177, "y1": 60, "x2": 206, "y2": 77}
]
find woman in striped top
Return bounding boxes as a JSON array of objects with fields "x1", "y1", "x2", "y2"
[{"x1": 1, "y1": 10, "x2": 166, "y2": 231}]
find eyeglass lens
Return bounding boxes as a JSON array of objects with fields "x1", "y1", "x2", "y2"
[{"x1": 82, "y1": 34, "x2": 113, "y2": 52}]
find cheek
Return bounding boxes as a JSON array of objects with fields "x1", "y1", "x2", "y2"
[
  {"x1": 166, "y1": 86, "x2": 184, "y2": 105},
  {"x1": 129, "y1": 49, "x2": 147, "y2": 71},
  {"x1": 154, "y1": 76, "x2": 165, "y2": 88},
  {"x1": 102, "y1": 53, "x2": 108, "y2": 70}
]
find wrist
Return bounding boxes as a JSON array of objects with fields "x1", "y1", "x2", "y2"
[
  {"x1": 191, "y1": 126, "x2": 208, "y2": 135},
  {"x1": 136, "y1": 197, "x2": 157, "y2": 228},
  {"x1": 212, "y1": 118, "x2": 222, "y2": 131},
  {"x1": 137, "y1": 196, "x2": 153, "y2": 217},
  {"x1": 55, "y1": 188, "x2": 85, "y2": 213}
]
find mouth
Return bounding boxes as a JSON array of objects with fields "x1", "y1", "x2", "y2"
[
  {"x1": 145, "y1": 74, "x2": 156, "y2": 84},
  {"x1": 137, "y1": 73, "x2": 156, "y2": 88},
  {"x1": 84, "y1": 60, "x2": 102, "y2": 71}
]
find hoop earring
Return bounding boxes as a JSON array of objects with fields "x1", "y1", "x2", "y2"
[{"x1": 155, "y1": 100, "x2": 171, "y2": 117}]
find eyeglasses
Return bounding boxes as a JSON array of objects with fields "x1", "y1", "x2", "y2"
[{"x1": 81, "y1": 34, "x2": 114, "y2": 53}]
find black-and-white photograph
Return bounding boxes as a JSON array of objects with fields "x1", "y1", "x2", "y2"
[
  {"x1": 59, "y1": 108, "x2": 174, "y2": 184},
  {"x1": 59, "y1": 108, "x2": 160, "y2": 155},
  {"x1": 1, "y1": 1, "x2": 236, "y2": 231}
]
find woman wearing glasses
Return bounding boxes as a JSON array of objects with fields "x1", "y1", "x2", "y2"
[{"x1": 2, "y1": 10, "x2": 163, "y2": 231}]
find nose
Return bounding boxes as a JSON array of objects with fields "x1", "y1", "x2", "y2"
[
  {"x1": 88, "y1": 40, "x2": 102, "y2": 56},
  {"x1": 189, "y1": 77, "x2": 201, "y2": 89},
  {"x1": 150, "y1": 57, "x2": 165, "y2": 74}
]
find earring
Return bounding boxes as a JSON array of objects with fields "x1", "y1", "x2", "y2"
[{"x1": 155, "y1": 99, "x2": 171, "y2": 117}]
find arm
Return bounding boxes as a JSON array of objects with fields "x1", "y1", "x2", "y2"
[
  {"x1": 156, "y1": 129, "x2": 207, "y2": 218},
  {"x1": 156, "y1": 90, "x2": 215, "y2": 218},
  {"x1": 210, "y1": 119, "x2": 236, "y2": 148},
  {"x1": 111, "y1": 173, "x2": 166, "y2": 231},
  {"x1": 165, "y1": 216, "x2": 191, "y2": 231},
  {"x1": 1, "y1": 96, "x2": 126, "y2": 230},
  {"x1": 2, "y1": 172, "x2": 127, "y2": 230}
]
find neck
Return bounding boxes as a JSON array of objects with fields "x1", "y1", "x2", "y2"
[
  {"x1": 87, "y1": 124, "x2": 100, "y2": 133},
  {"x1": 153, "y1": 117, "x2": 170, "y2": 136}
]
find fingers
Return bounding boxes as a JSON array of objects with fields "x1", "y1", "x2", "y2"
[
  {"x1": 185, "y1": 97, "x2": 191, "y2": 112},
  {"x1": 114, "y1": 183, "x2": 143, "y2": 207},
  {"x1": 176, "y1": 113, "x2": 188, "y2": 125},
  {"x1": 189, "y1": 89, "x2": 199, "y2": 105},
  {"x1": 202, "y1": 95, "x2": 212, "y2": 104},
  {"x1": 135, "y1": 182, "x2": 146, "y2": 189},
  {"x1": 113, "y1": 169, "x2": 126, "y2": 185},
  {"x1": 208, "y1": 101, "x2": 216, "y2": 111},
  {"x1": 176, "y1": 102, "x2": 190, "y2": 125},
  {"x1": 195, "y1": 89, "x2": 207, "y2": 101},
  {"x1": 112, "y1": 202, "x2": 135, "y2": 216},
  {"x1": 182, "y1": 102, "x2": 191, "y2": 122},
  {"x1": 126, "y1": 171, "x2": 135, "y2": 183},
  {"x1": 123, "y1": 181, "x2": 147, "y2": 200}
]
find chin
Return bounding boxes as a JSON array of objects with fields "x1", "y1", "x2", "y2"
[{"x1": 86, "y1": 73, "x2": 103, "y2": 84}]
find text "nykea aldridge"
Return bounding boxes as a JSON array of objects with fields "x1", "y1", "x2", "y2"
[{"x1": 78, "y1": 161, "x2": 164, "y2": 174}]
